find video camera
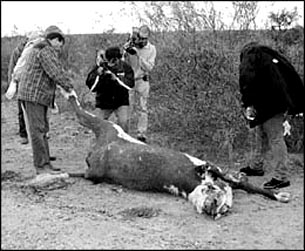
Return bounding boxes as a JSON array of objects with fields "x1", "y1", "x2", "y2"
[{"x1": 123, "y1": 28, "x2": 140, "y2": 55}]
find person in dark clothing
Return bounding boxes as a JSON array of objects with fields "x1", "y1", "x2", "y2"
[
  {"x1": 238, "y1": 42, "x2": 304, "y2": 189},
  {"x1": 86, "y1": 46, "x2": 135, "y2": 133},
  {"x1": 7, "y1": 38, "x2": 29, "y2": 144}
]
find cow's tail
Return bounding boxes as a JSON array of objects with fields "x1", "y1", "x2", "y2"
[{"x1": 58, "y1": 87, "x2": 103, "y2": 138}]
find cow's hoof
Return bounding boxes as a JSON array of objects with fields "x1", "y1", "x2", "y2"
[{"x1": 274, "y1": 191, "x2": 291, "y2": 203}]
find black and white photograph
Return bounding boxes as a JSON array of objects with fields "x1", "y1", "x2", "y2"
[{"x1": 1, "y1": 1, "x2": 304, "y2": 249}]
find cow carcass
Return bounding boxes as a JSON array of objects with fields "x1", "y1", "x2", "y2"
[{"x1": 60, "y1": 89, "x2": 290, "y2": 220}]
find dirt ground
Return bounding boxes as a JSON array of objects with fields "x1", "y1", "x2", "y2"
[{"x1": 1, "y1": 98, "x2": 304, "y2": 250}]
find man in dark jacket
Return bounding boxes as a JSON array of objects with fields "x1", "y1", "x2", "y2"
[
  {"x1": 239, "y1": 42, "x2": 304, "y2": 189},
  {"x1": 86, "y1": 46, "x2": 135, "y2": 133}
]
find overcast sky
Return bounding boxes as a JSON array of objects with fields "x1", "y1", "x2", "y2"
[{"x1": 1, "y1": 1, "x2": 304, "y2": 37}]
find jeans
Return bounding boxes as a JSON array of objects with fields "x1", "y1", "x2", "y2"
[
  {"x1": 21, "y1": 101, "x2": 51, "y2": 168},
  {"x1": 251, "y1": 113, "x2": 289, "y2": 179},
  {"x1": 18, "y1": 100, "x2": 27, "y2": 138},
  {"x1": 129, "y1": 79, "x2": 150, "y2": 136}
]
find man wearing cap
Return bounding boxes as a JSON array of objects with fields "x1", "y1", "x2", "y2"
[
  {"x1": 124, "y1": 25, "x2": 157, "y2": 143},
  {"x1": 86, "y1": 46, "x2": 134, "y2": 133},
  {"x1": 17, "y1": 25, "x2": 74, "y2": 175}
]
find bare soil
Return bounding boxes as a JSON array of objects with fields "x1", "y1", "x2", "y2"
[{"x1": 1, "y1": 98, "x2": 304, "y2": 250}]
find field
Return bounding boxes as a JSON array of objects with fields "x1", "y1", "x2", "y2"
[
  {"x1": 1, "y1": 96, "x2": 304, "y2": 249},
  {"x1": 1, "y1": 28, "x2": 304, "y2": 249}
]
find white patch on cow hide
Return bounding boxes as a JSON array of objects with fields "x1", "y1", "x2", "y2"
[
  {"x1": 183, "y1": 153, "x2": 207, "y2": 166},
  {"x1": 111, "y1": 123, "x2": 146, "y2": 145},
  {"x1": 163, "y1": 184, "x2": 179, "y2": 196},
  {"x1": 181, "y1": 191, "x2": 187, "y2": 199}
]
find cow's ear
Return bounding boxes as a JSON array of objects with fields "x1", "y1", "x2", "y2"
[{"x1": 194, "y1": 164, "x2": 207, "y2": 177}]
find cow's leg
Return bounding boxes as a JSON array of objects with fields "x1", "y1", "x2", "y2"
[
  {"x1": 198, "y1": 164, "x2": 291, "y2": 203},
  {"x1": 84, "y1": 146, "x2": 110, "y2": 182}
]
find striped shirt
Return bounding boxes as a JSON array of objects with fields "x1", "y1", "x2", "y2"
[{"x1": 17, "y1": 40, "x2": 72, "y2": 108}]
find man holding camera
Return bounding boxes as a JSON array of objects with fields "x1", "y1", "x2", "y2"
[
  {"x1": 123, "y1": 25, "x2": 157, "y2": 143},
  {"x1": 86, "y1": 46, "x2": 135, "y2": 133}
]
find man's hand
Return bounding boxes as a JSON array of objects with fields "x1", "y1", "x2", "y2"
[
  {"x1": 96, "y1": 66, "x2": 104, "y2": 75},
  {"x1": 126, "y1": 47, "x2": 137, "y2": 55},
  {"x1": 244, "y1": 106, "x2": 256, "y2": 121},
  {"x1": 5, "y1": 80, "x2": 17, "y2": 100},
  {"x1": 104, "y1": 70, "x2": 117, "y2": 81}
]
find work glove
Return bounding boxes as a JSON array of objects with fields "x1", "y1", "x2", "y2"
[
  {"x1": 5, "y1": 80, "x2": 17, "y2": 100},
  {"x1": 283, "y1": 120, "x2": 291, "y2": 136},
  {"x1": 244, "y1": 106, "x2": 256, "y2": 121},
  {"x1": 50, "y1": 102, "x2": 59, "y2": 114}
]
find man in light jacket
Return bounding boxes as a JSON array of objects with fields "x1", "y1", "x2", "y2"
[{"x1": 124, "y1": 25, "x2": 157, "y2": 143}]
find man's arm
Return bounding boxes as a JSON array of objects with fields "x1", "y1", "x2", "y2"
[
  {"x1": 86, "y1": 66, "x2": 100, "y2": 91},
  {"x1": 38, "y1": 46, "x2": 73, "y2": 91},
  {"x1": 139, "y1": 44, "x2": 156, "y2": 73},
  {"x1": 239, "y1": 48, "x2": 261, "y2": 108},
  {"x1": 122, "y1": 62, "x2": 135, "y2": 89},
  {"x1": 7, "y1": 47, "x2": 23, "y2": 83}
]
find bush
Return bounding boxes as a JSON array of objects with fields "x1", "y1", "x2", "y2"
[{"x1": 1, "y1": 30, "x2": 303, "y2": 161}]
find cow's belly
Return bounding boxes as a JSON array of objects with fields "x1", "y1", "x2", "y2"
[{"x1": 85, "y1": 141, "x2": 201, "y2": 194}]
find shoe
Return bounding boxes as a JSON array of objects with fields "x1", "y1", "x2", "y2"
[
  {"x1": 263, "y1": 177, "x2": 290, "y2": 189},
  {"x1": 46, "y1": 163, "x2": 61, "y2": 171},
  {"x1": 137, "y1": 135, "x2": 147, "y2": 143},
  {"x1": 20, "y1": 137, "x2": 29, "y2": 145},
  {"x1": 36, "y1": 164, "x2": 61, "y2": 175},
  {"x1": 50, "y1": 156, "x2": 57, "y2": 161},
  {"x1": 36, "y1": 167, "x2": 47, "y2": 175},
  {"x1": 240, "y1": 166, "x2": 264, "y2": 176}
]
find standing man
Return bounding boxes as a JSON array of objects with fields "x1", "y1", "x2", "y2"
[
  {"x1": 7, "y1": 36, "x2": 29, "y2": 144},
  {"x1": 238, "y1": 42, "x2": 304, "y2": 189},
  {"x1": 17, "y1": 25, "x2": 74, "y2": 174},
  {"x1": 86, "y1": 46, "x2": 134, "y2": 133},
  {"x1": 124, "y1": 25, "x2": 157, "y2": 142}
]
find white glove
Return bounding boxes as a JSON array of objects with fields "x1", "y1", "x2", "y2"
[
  {"x1": 245, "y1": 107, "x2": 256, "y2": 121},
  {"x1": 50, "y1": 102, "x2": 59, "y2": 114},
  {"x1": 283, "y1": 120, "x2": 291, "y2": 136},
  {"x1": 5, "y1": 80, "x2": 17, "y2": 100}
]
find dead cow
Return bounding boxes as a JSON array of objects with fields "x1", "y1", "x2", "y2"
[{"x1": 61, "y1": 89, "x2": 290, "y2": 220}]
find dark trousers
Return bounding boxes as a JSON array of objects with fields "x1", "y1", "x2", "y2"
[
  {"x1": 18, "y1": 100, "x2": 27, "y2": 138},
  {"x1": 21, "y1": 101, "x2": 50, "y2": 168}
]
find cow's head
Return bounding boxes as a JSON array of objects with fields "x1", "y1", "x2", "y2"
[{"x1": 189, "y1": 162, "x2": 233, "y2": 220}]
